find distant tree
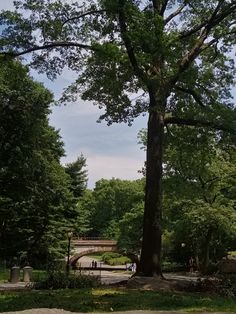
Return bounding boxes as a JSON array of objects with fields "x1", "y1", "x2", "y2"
[
  {"x1": 1, "y1": 0, "x2": 236, "y2": 275},
  {"x1": 65, "y1": 154, "x2": 88, "y2": 198},
  {"x1": 90, "y1": 178, "x2": 144, "y2": 238},
  {"x1": 75, "y1": 189, "x2": 95, "y2": 237},
  {"x1": 117, "y1": 203, "x2": 143, "y2": 255},
  {"x1": 75, "y1": 178, "x2": 144, "y2": 239}
]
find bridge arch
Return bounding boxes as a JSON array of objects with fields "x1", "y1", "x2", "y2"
[{"x1": 69, "y1": 238, "x2": 117, "y2": 267}]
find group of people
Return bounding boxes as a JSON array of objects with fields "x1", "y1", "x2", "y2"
[
  {"x1": 126, "y1": 263, "x2": 136, "y2": 272},
  {"x1": 91, "y1": 260, "x2": 97, "y2": 268}
]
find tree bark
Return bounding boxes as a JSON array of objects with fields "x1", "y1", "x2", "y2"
[
  {"x1": 201, "y1": 229, "x2": 212, "y2": 274},
  {"x1": 139, "y1": 90, "x2": 165, "y2": 276}
]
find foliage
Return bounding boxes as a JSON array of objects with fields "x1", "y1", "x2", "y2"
[
  {"x1": 138, "y1": 126, "x2": 236, "y2": 272},
  {"x1": 161, "y1": 261, "x2": 184, "y2": 273},
  {"x1": 0, "y1": 288, "x2": 236, "y2": 313},
  {"x1": 0, "y1": 60, "x2": 76, "y2": 266},
  {"x1": 117, "y1": 203, "x2": 143, "y2": 255},
  {"x1": 0, "y1": 268, "x2": 8, "y2": 282},
  {"x1": 34, "y1": 271, "x2": 100, "y2": 290},
  {"x1": 75, "y1": 189, "x2": 96, "y2": 237},
  {"x1": 193, "y1": 276, "x2": 236, "y2": 298},
  {"x1": 101, "y1": 252, "x2": 130, "y2": 265},
  {"x1": 65, "y1": 154, "x2": 88, "y2": 198},
  {"x1": 76, "y1": 178, "x2": 144, "y2": 239}
]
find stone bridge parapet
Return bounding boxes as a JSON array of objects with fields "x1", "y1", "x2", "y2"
[{"x1": 69, "y1": 238, "x2": 117, "y2": 267}]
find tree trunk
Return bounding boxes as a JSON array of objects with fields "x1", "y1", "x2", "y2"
[
  {"x1": 201, "y1": 229, "x2": 212, "y2": 274},
  {"x1": 139, "y1": 91, "x2": 165, "y2": 276}
]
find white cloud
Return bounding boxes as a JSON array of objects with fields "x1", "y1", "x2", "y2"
[{"x1": 62, "y1": 152, "x2": 145, "y2": 188}]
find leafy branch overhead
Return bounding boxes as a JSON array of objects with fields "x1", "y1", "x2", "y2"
[{"x1": 0, "y1": 0, "x2": 235, "y2": 129}]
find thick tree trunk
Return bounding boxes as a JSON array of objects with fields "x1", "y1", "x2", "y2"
[{"x1": 139, "y1": 92, "x2": 165, "y2": 276}]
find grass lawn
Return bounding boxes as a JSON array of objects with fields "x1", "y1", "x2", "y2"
[
  {"x1": 0, "y1": 269, "x2": 47, "y2": 283},
  {"x1": 0, "y1": 288, "x2": 235, "y2": 312},
  {"x1": 0, "y1": 268, "x2": 9, "y2": 282}
]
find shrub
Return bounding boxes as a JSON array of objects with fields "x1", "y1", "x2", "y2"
[
  {"x1": 101, "y1": 252, "x2": 131, "y2": 265},
  {"x1": 101, "y1": 252, "x2": 121, "y2": 264},
  {"x1": 106, "y1": 256, "x2": 131, "y2": 266},
  {"x1": 192, "y1": 276, "x2": 236, "y2": 297},
  {"x1": 34, "y1": 271, "x2": 100, "y2": 290},
  {"x1": 161, "y1": 261, "x2": 185, "y2": 272}
]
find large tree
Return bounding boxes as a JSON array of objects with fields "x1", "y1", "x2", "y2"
[
  {"x1": 1, "y1": 0, "x2": 236, "y2": 275},
  {"x1": 0, "y1": 60, "x2": 75, "y2": 266}
]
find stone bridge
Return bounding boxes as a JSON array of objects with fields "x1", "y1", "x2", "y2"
[{"x1": 70, "y1": 238, "x2": 117, "y2": 267}]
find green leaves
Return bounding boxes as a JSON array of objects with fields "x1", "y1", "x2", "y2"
[
  {"x1": 65, "y1": 155, "x2": 88, "y2": 198},
  {"x1": 0, "y1": 60, "x2": 76, "y2": 265}
]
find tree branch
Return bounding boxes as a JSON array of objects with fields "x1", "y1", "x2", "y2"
[
  {"x1": 175, "y1": 85, "x2": 205, "y2": 108},
  {"x1": 179, "y1": 0, "x2": 236, "y2": 39},
  {"x1": 0, "y1": 41, "x2": 96, "y2": 57},
  {"x1": 164, "y1": 2, "x2": 187, "y2": 25},
  {"x1": 160, "y1": 0, "x2": 169, "y2": 16},
  {"x1": 61, "y1": 10, "x2": 106, "y2": 28},
  {"x1": 168, "y1": 2, "x2": 236, "y2": 88},
  {"x1": 118, "y1": 0, "x2": 147, "y2": 83},
  {"x1": 164, "y1": 117, "x2": 235, "y2": 133}
]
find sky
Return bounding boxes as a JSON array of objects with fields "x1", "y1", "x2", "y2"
[{"x1": 0, "y1": 0, "x2": 146, "y2": 188}]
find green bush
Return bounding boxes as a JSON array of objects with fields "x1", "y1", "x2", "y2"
[
  {"x1": 101, "y1": 252, "x2": 121, "y2": 264},
  {"x1": 107, "y1": 257, "x2": 131, "y2": 266},
  {"x1": 101, "y1": 252, "x2": 131, "y2": 265},
  {"x1": 161, "y1": 261, "x2": 185, "y2": 272},
  {"x1": 34, "y1": 271, "x2": 100, "y2": 290}
]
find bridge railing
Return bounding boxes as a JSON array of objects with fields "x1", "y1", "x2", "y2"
[{"x1": 76, "y1": 237, "x2": 115, "y2": 241}]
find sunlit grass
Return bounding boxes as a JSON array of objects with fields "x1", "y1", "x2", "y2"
[{"x1": 0, "y1": 287, "x2": 235, "y2": 312}]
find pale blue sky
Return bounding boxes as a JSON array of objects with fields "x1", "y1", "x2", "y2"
[{"x1": 0, "y1": 0, "x2": 146, "y2": 188}]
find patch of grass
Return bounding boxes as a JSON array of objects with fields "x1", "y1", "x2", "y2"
[
  {"x1": 0, "y1": 268, "x2": 47, "y2": 283},
  {"x1": 0, "y1": 268, "x2": 9, "y2": 282},
  {"x1": 0, "y1": 288, "x2": 236, "y2": 312},
  {"x1": 31, "y1": 270, "x2": 47, "y2": 282}
]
